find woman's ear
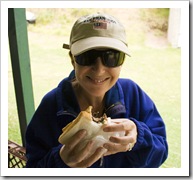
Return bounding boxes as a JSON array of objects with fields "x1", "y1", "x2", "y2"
[{"x1": 69, "y1": 51, "x2": 75, "y2": 68}]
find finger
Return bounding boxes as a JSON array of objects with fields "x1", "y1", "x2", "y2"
[
  {"x1": 103, "y1": 143, "x2": 119, "y2": 156},
  {"x1": 103, "y1": 142, "x2": 119, "y2": 151},
  {"x1": 104, "y1": 142, "x2": 129, "y2": 153},
  {"x1": 104, "y1": 150, "x2": 117, "y2": 156},
  {"x1": 110, "y1": 118, "x2": 128, "y2": 123},
  {"x1": 109, "y1": 136, "x2": 132, "y2": 145},
  {"x1": 68, "y1": 140, "x2": 95, "y2": 164},
  {"x1": 103, "y1": 121, "x2": 131, "y2": 132},
  {"x1": 103, "y1": 124, "x2": 121, "y2": 132},
  {"x1": 77, "y1": 147, "x2": 107, "y2": 168},
  {"x1": 64, "y1": 129, "x2": 87, "y2": 151}
]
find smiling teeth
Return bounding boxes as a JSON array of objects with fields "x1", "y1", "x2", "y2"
[
  {"x1": 87, "y1": 76, "x2": 107, "y2": 83},
  {"x1": 94, "y1": 79, "x2": 105, "y2": 83}
]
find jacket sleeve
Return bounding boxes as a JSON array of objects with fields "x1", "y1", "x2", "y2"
[
  {"x1": 120, "y1": 79, "x2": 168, "y2": 167},
  {"x1": 25, "y1": 90, "x2": 69, "y2": 168}
]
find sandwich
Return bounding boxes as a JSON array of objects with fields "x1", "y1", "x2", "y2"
[{"x1": 58, "y1": 106, "x2": 125, "y2": 155}]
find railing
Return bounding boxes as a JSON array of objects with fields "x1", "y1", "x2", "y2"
[{"x1": 8, "y1": 140, "x2": 27, "y2": 168}]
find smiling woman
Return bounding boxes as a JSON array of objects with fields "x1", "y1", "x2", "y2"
[
  {"x1": 71, "y1": 49, "x2": 123, "y2": 109},
  {"x1": 25, "y1": 12, "x2": 168, "y2": 168}
]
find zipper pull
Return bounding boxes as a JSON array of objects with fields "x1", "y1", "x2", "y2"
[{"x1": 100, "y1": 156, "x2": 104, "y2": 167}]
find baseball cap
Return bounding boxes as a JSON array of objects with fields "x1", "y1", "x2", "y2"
[{"x1": 63, "y1": 12, "x2": 130, "y2": 56}]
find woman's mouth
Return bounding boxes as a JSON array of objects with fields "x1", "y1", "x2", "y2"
[{"x1": 86, "y1": 76, "x2": 109, "y2": 85}]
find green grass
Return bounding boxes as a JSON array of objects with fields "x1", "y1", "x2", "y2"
[
  {"x1": 122, "y1": 47, "x2": 181, "y2": 168},
  {"x1": 8, "y1": 8, "x2": 180, "y2": 168}
]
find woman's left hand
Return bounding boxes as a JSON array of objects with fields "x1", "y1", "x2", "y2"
[{"x1": 102, "y1": 118, "x2": 137, "y2": 156}]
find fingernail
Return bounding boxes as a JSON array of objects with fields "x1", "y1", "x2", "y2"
[
  {"x1": 103, "y1": 144, "x2": 108, "y2": 149},
  {"x1": 101, "y1": 148, "x2": 107, "y2": 154},
  {"x1": 88, "y1": 140, "x2": 94, "y2": 146},
  {"x1": 80, "y1": 129, "x2": 87, "y2": 135}
]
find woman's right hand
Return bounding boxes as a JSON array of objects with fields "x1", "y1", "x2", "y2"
[{"x1": 59, "y1": 129, "x2": 107, "y2": 168}]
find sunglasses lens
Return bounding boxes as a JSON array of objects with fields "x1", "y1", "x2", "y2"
[
  {"x1": 74, "y1": 52, "x2": 92, "y2": 66},
  {"x1": 74, "y1": 49, "x2": 125, "y2": 67},
  {"x1": 103, "y1": 50, "x2": 125, "y2": 67}
]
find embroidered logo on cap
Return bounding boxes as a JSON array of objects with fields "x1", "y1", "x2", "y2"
[{"x1": 93, "y1": 22, "x2": 107, "y2": 30}]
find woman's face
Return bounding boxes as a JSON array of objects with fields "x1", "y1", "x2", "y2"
[{"x1": 72, "y1": 52, "x2": 122, "y2": 98}]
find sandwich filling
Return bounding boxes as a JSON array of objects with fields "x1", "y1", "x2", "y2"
[{"x1": 92, "y1": 113, "x2": 107, "y2": 124}]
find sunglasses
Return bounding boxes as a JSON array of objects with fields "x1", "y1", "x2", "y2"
[{"x1": 74, "y1": 49, "x2": 125, "y2": 67}]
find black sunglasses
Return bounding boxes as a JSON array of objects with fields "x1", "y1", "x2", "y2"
[{"x1": 74, "y1": 49, "x2": 125, "y2": 67}]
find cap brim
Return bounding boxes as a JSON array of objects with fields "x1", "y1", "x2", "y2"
[{"x1": 70, "y1": 37, "x2": 130, "y2": 56}]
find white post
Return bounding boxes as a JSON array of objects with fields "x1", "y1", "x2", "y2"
[{"x1": 167, "y1": 8, "x2": 181, "y2": 48}]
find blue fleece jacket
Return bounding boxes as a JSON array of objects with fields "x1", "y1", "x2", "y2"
[{"x1": 25, "y1": 71, "x2": 168, "y2": 168}]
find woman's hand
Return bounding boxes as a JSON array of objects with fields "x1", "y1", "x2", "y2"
[
  {"x1": 102, "y1": 118, "x2": 137, "y2": 156},
  {"x1": 59, "y1": 129, "x2": 107, "y2": 168}
]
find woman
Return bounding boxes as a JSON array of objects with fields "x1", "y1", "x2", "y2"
[{"x1": 25, "y1": 12, "x2": 168, "y2": 168}]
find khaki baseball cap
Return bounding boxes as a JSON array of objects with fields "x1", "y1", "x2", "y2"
[{"x1": 63, "y1": 12, "x2": 130, "y2": 56}]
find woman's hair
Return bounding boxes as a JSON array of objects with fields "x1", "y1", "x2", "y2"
[{"x1": 69, "y1": 51, "x2": 75, "y2": 67}]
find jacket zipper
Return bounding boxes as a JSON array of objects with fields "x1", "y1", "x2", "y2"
[{"x1": 100, "y1": 157, "x2": 104, "y2": 167}]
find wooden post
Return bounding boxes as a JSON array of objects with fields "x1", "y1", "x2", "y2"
[{"x1": 8, "y1": 8, "x2": 35, "y2": 146}]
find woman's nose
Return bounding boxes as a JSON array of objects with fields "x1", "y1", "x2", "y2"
[{"x1": 92, "y1": 57, "x2": 106, "y2": 73}]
